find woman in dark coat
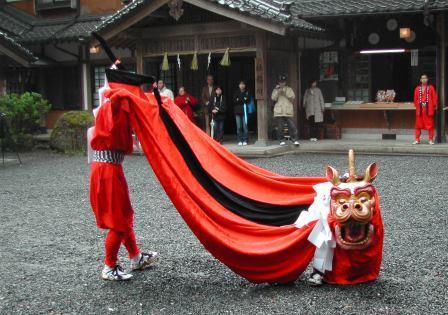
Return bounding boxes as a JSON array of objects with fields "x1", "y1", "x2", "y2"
[{"x1": 208, "y1": 86, "x2": 226, "y2": 143}]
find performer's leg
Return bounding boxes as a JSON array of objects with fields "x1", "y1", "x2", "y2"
[
  {"x1": 123, "y1": 229, "x2": 159, "y2": 271},
  {"x1": 414, "y1": 128, "x2": 421, "y2": 142},
  {"x1": 122, "y1": 228, "x2": 140, "y2": 259},
  {"x1": 104, "y1": 229, "x2": 124, "y2": 268},
  {"x1": 102, "y1": 229, "x2": 133, "y2": 281}
]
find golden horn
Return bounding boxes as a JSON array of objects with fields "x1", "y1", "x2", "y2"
[{"x1": 348, "y1": 149, "x2": 356, "y2": 179}]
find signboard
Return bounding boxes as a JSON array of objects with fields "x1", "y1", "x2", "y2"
[
  {"x1": 319, "y1": 51, "x2": 339, "y2": 81},
  {"x1": 255, "y1": 57, "x2": 264, "y2": 99}
]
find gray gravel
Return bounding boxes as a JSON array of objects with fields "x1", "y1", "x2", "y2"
[{"x1": 0, "y1": 151, "x2": 447, "y2": 315}]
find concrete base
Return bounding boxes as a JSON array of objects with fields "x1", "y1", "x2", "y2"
[{"x1": 224, "y1": 139, "x2": 448, "y2": 158}]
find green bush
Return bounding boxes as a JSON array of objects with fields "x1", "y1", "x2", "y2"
[
  {"x1": 0, "y1": 92, "x2": 51, "y2": 150},
  {"x1": 50, "y1": 111, "x2": 94, "y2": 154}
]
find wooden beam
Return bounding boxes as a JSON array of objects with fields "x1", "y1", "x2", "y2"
[
  {"x1": 139, "y1": 21, "x2": 255, "y2": 38},
  {"x1": 183, "y1": 0, "x2": 286, "y2": 36},
  {"x1": 96, "y1": 0, "x2": 169, "y2": 42},
  {"x1": 0, "y1": 46, "x2": 30, "y2": 67},
  {"x1": 136, "y1": 40, "x2": 143, "y2": 74},
  {"x1": 437, "y1": 13, "x2": 446, "y2": 143}
]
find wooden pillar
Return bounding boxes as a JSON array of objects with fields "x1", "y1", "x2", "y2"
[
  {"x1": 436, "y1": 13, "x2": 446, "y2": 143},
  {"x1": 136, "y1": 40, "x2": 144, "y2": 74},
  {"x1": 289, "y1": 50, "x2": 299, "y2": 131},
  {"x1": 254, "y1": 31, "x2": 269, "y2": 146},
  {"x1": 81, "y1": 45, "x2": 92, "y2": 111}
]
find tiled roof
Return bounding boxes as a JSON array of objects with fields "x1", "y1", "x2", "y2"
[
  {"x1": 0, "y1": 6, "x2": 109, "y2": 43},
  {"x1": 0, "y1": 30, "x2": 37, "y2": 62},
  {"x1": 95, "y1": 0, "x2": 324, "y2": 34},
  {"x1": 291, "y1": 0, "x2": 448, "y2": 18}
]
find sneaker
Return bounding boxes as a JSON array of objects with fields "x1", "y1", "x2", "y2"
[
  {"x1": 238, "y1": 142, "x2": 243, "y2": 146},
  {"x1": 307, "y1": 272, "x2": 324, "y2": 286},
  {"x1": 310, "y1": 138, "x2": 318, "y2": 142},
  {"x1": 294, "y1": 141, "x2": 300, "y2": 146},
  {"x1": 412, "y1": 140, "x2": 420, "y2": 145},
  {"x1": 130, "y1": 252, "x2": 159, "y2": 271},
  {"x1": 242, "y1": 142, "x2": 248, "y2": 146},
  {"x1": 102, "y1": 265, "x2": 133, "y2": 281},
  {"x1": 280, "y1": 141, "x2": 286, "y2": 146},
  {"x1": 429, "y1": 140, "x2": 434, "y2": 145}
]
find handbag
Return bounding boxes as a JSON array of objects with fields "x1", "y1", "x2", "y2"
[{"x1": 247, "y1": 97, "x2": 256, "y2": 114}]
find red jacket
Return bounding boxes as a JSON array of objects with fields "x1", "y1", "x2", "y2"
[
  {"x1": 413, "y1": 84, "x2": 437, "y2": 117},
  {"x1": 174, "y1": 93, "x2": 198, "y2": 121}
]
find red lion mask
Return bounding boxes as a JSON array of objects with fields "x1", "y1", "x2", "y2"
[{"x1": 324, "y1": 150, "x2": 384, "y2": 284}]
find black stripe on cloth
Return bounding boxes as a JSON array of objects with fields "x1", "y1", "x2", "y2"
[{"x1": 158, "y1": 105, "x2": 309, "y2": 226}]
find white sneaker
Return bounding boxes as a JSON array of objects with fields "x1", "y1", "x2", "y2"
[
  {"x1": 294, "y1": 141, "x2": 300, "y2": 146},
  {"x1": 280, "y1": 141, "x2": 286, "y2": 146},
  {"x1": 307, "y1": 272, "x2": 324, "y2": 286},
  {"x1": 101, "y1": 265, "x2": 133, "y2": 281},
  {"x1": 429, "y1": 140, "x2": 434, "y2": 145},
  {"x1": 310, "y1": 138, "x2": 318, "y2": 142},
  {"x1": 130, "y1": 252, "x2": 159, "y2": 271},
  {"x1": 238, "y1": 142, "x2": 243, "y2": 146},
  {"x1": 242, "y1": 142, "x2": 248, "y2": 146},
  {"x1": 412, "y1": 140, "x2": 420, "y2": 145}
]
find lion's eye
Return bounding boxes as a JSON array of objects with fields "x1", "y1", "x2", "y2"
[{"x1": 360, "y1": 197, "x2": 368, "y2": 203}]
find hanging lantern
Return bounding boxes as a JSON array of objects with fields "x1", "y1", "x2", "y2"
[
  {"x1": 190, "y1": 52, "x2": 198, "y2": 70},
  {"x1": 399, "y1": 28, "x2": 411, "y2": 39},
  {"x1": 161, "y1": 52, "x2": 169, "y2": 71},
  {"x1": 220, "y1": 48, "x2": 231, "y2": 66}
]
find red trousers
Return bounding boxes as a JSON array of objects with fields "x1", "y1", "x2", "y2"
[
  {"x1": 105, "y1": 229, "x2": 140, "y2": 268},
  {"x1": 415, "y1": 113, "x2": 434, "y2": 141}
]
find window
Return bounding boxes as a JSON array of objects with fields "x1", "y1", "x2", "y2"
[
  {"x1": 35, "y1": 0, "x2": 74, "y2": 11},
  {"x1": 92, "y1": 66, "x2": 106, "y2": 109}
]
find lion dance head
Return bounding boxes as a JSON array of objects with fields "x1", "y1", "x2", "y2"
[{"x1": 324, "y1": 150, "x2": 384, "y2": 284}]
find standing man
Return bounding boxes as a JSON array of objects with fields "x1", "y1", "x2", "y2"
[
  {"x1": 201, "y1": 74, "x2": 216, "y2": 135},
  {"x1": 413, "y1": 74, "x2": 438, "y2": 145},
  {"x1": 158, "y1": 79, "x2": 174, "y2": 100},
  {"x1": 271, "y1": 75, "x2": 300, "y2": 146}
]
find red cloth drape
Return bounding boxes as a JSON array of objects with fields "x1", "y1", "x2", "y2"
[{"x1": 104, "y1": 85, "x2": 325, "y2": 283}]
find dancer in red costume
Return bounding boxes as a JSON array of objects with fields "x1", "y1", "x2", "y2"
[
  {"x1": 89, "y1": 62, "x2": 158, "y2": 281},
  {"x1": 413, "y1": 74, "x2": 438, "y2": 145}
]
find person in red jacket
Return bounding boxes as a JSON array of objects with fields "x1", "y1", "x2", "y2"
[
  {"x1": 174, "y1": 86, "x2": 198, "y2": 123},
  {"x1": 89, "y1": 70, "x2": 158, "y2": 281},
  {"x1": 413, "y1": 74, "x2": 438, "y2": 145}
]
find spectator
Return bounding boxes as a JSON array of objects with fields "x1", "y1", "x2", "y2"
[
  {"x1": 233, "y1": 80, "x2": 251, "y2": 146},
  {"x1": 208, "y1": 86, "x2": 226, "y2": 143},
  {"x1": 157, "y1": 80, "x2": 174, "y2": 100},
  {"x1": 201, "y1": 74, "x2": 216, "y2": 135},
  {"x1": 174, "y1": 86, "x2": 198, "y2": 123},
  {"x1": 303, "y1": 79, "x2": 325, "y2": 142},
  {"x1": 271, "y1": 75, "x2": 299, "y2": 146}
]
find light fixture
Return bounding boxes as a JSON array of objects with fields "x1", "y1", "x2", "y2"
[
  {"x1": 89, "y1": 46, "x2": 100, "y2": 54},
  {"x1": 399, "y1": 27, "x2": 411, "y2": 39},
  {"x1": 360, "y1": 49, "x2": 406, "y2": 54}
]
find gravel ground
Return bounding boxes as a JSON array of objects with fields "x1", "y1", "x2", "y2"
[{"x1": 0, "y1": 151, "x2": 447, "y2": 315}]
